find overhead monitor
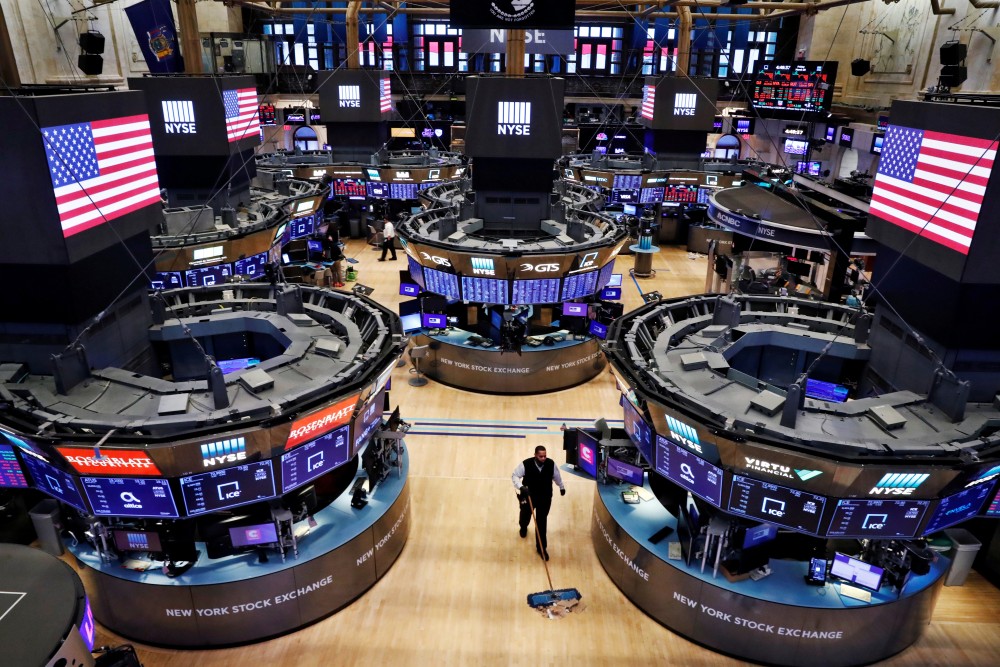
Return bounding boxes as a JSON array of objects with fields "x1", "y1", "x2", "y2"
[
  {"x1": 179, "y1": 460, "x2": 277, "y2": 515},
  {"x1": 826, "y1": 498, "x2": 928, "y2": 538},
  {"x1": 727, "y1": 474, "x2": 826, "y2": 534},
  {"x1": 622, "y1": 397, "x2": 653, "y2": 465},
  {"x1": 734, "y1": 117, "x2": 755, "y2": 135},
  {"x1": 316, "y1": 70, "x2": 392, "y2": 123},
  {"x1": 0, "y1": 444, "x2": 28, "y2": 488},
  {"x1": 576, "y1": 430, "x2": 599, "y2": 478},
  {"x1": 20, "y1": 453, "x2": 87, "y2": 511},
  {"x1": 81, "y1": 477, "x2": 179, "y2": 518},
  {"x1": 751, "y1": 61, "x2": 838, "y2": 114},
  {"x1": 463, "y1": 76, "x2": 565, "y2": 159},
  {"x1": 838, "y1": 128, "x2": 854, "y2": 148},
  {"x1": 783, "y1": 138, "x2": 809, "y2": 155},
  {"x1": 922, "y1": 481, "x2": 995, "y2": 534},
  {"x1": 653, "y1": 435, "x2": 724, "y2": 507},
  {"x1": 280, "y1": 424, "x2": 350, "y2": 494},
  {"x1": 638, "y1": 76, "x2": 720, "y2": 131},
  {"x1": 871, "y1": 133, "x2": 885, "y2": 154}
]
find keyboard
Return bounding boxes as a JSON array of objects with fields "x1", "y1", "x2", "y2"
[{"x1": 838, "y1": 584, "x2": 872, "y2": 603}]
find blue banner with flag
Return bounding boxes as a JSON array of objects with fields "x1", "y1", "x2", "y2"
[{"x1": 124, "y1": 0, "x2": 184, "y2": 73}]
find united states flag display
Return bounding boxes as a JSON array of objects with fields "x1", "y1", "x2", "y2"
[
  {"x1": 641, "y1": 84, "x2": 655, "y2": 122},
  {"x1": 223, "y1": 87, "x2": 260, "y2": 143},
  {"x1": 41, "y1": 114, "x2": 161, "y2": 238},
  {"x1": 869, "y1": 124, "x2": 997, "y2": 255},
  {"x1": 380, "y1": 77, "x2": 392, "y2": 114}
]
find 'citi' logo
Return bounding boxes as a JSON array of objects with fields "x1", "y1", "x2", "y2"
[
  {"x1": 497, "y1": 101, "x2": 531, "y2": 135},
  {"x1": 870, "y1": 472, "x2": 929, "y2": 496},
  {"x1": 674, "y1": 93, "x2": 697, "y2": 116},
  {"x1": 339, "y1": 85, "x2": 361, "y2": 108},
  {"x1": 162, "y1": 100, "x2": 196, "y2": 133}
]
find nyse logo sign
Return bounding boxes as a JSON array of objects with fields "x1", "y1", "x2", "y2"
[
  {"x1": 869, "y1": 472, "x2": 930, "y2": 496},
  {"x1": 498, "y1": 101, "x2": 531, "y2": 136},
  {"x1": 674, "y1": 93, "x2": 697, "y2": 116},
  {"x1": 339, "y1": 85, "x2": 361, "y2": 108},
  {"x1": 201, "y1": 436, "x2": 247, "y2": 468},
  {"x1": 471, "y1": 257, "x2": 495, "y2": 275},
  {"x1": 162, "y1": 100, "x2": 196, "y2": 133}
]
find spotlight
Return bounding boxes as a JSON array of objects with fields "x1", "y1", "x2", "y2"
[
  {"x1": 78, "y1": 30, "x2": 105, "y2": 75},
  {"x1": 851, "y1": 59, "x2": 871, "y2": 77}
]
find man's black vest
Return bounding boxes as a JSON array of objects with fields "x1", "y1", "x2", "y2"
[{"x1": 522, "y1": 457, "x2": 555, "y2": 499}]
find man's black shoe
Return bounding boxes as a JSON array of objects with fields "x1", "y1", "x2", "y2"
[{"x1": 519, "y1": 527, "x2": 527, "y2": 538}]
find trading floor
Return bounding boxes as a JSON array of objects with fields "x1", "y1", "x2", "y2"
[{"x1": 89, "y1": 239, "x2": 1000, "y2": 666}]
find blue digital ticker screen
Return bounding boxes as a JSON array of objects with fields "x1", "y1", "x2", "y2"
[
  {"x1": 281, "y1": 424, "x2": 350, "y2": 494},
  {"x1": 0, "y1": 444, "x2": 28, "y2": 488},
  {"x1": 654, "y1": 435, "x2": 724, "y2": 507},
  {"x1": 407, "y1": 255, "x2": 425, "y2": 288},
  {"x1": 80, "y1": 477, "x2": 179, "y2": 518},
  {"x1": 588, "y1": 319, "x2": 608, "y2": 339},
  {"x1": 561, "y1": 270, "x2": 599, "y2": 301},
  {"x1": 805, "y1": 379, "x2": 849, "y2": 403},
  {"x1": 727, "y1": 475, "x2": 826, "y2": 534},
  {"x1": 512, "y1": 278, "x2": 561, "y2": 305},
  {"x1": 612, "y1": 174, "x2": 642, "y2": 189},
  {"x1": 20, "y1": 454, "x2": 87, "y2": 511},
  {"x1": 367, "y1": 182, "x2": 390, "y2": 198},
  {"x1": 827, "y1": 498, "x2": 928, "y2": 539},
  {"x1": 184, "y1": 263, "x2": 232, "y2": 288},
  {"x1": 461, "y1": 276, "x2": 509, "y2": 304},
  {"x1": 640, "y1": 187, "x2": 664, "y2": 204},
  {"x1": 622, "y1": 397, "x2": 653, "y2": 465},
  {"x1": 390, "y1": 183, "x2": 419, "y2": 199},
  {"x1": 234, "y1": 252, "x2": 267, "y2": 278},
  {"x1": 422, "y1": 266, "x2": 460, "y2": 300},
  {"x1": 179, "y1": 460, "x2": 277, "y2": 515},
  {"x1": 596, "y1": 261, "x2": 616, "y2": 289},
  {"x1": 289, "y1": 215, "x2": 314, "y2": 239},
  {"x1": 922, "y1": 481, "x2": 996, "y2": 535}
]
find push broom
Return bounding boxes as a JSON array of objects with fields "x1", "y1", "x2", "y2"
[{"x1": 524, "y1": 495, "x2": 582, "y2": 612}]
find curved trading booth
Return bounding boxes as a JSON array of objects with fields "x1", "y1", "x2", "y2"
[
  {"x1": 595, "y1": 293, "x2": 1000, "y2": 666},
  {"x1": 395, "y1": 177, "x2": 627, "y2": 393},
  {"x1": 0, "y1": 283, "x2": 407, "y2": 648}
]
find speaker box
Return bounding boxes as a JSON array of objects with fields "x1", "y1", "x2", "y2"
[
  {"x1": 77, "y1": 53, "x2": 103, "y2": 75},
  {"x1": 940, "y1": 41, "x2": 967, "y2": 66},
  {"x1": 940, "y1": 65, "x2": 967, "y2": 88},
  {"x1": 79, "y1": 31, "x2": 105, "y2": 54},
  {"x1": 850, "y1": 59, "x2": 871, "y2": 76}
]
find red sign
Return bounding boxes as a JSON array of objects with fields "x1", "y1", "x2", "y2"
[
  {"x1": 285, "y1": 394, "x2": 360, "y2": 450},
  {"x1": 55, "y1": 447, "x2": 162, "y2": 476}
]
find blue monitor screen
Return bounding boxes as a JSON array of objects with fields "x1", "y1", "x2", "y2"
[
  {"x1": 217, "y1": 357, "x2": 260, "y2": 374},
  {"x1": 407, "y1": 256, "x2": 425, "y2": 289},
  {"x1": 400, "y1": 313, "x2": 422, "y2": 333},
  {"x1": 827, "y1": 499, "x2": 928, "y2": 539},
  {"x1": 234, "y1": 252, "x2": 267, "y2": 278},
  {"x1": 21, "y1": 454, "x2": 87, "y2": 511},
  {"x1": 600, "y1": 287, "x2": 621, "y2": 300},
  {"x1": 0, "y1": 444, "x2": 28, "y2": 488},
  {"x1": 622, "y1": 397, "x2": 653, "y2": 465},
  {"x1": 825, "y1": 125, "x2": 837, "y2": 142},
  {"x1": 610, "y1": 189, "x2": 639, "y2": 204},
  {"x1": 588, "y1": 319, "x2": 608, "y2": 339},
  {"x1": 367, "y1": 182, "x2": 391, "y2": 198},
  {"x1": 622, "y1": 204, "x2": 637, "y2": 216},
  {"x1": 422, "y1": 313, "x2": 447, "y2": 328},
  {"x1": 922, "y1": 481, "x2": 996, "y2": 534},
  {"x1": 281, "y1": 424, "x2": 350, "y2": 494},
  {"x1": 613, "y1": 174, "x2": 642, "y2": 189},
  {"x1": 830, "y1": 553, "x2": 884, "y2": 591},
  {"x1": 562, "y1": 302, "x2": 587, "y2": 317},
  {"x1": 742, "y1": 522, "x2": 779, "y2": 549},
  {"x1": 577, "y1": 431, "x2": 599, "y2": 478},
  {"x1": 179, "y1": 460, "x2": 277, "y2": 515},
  {"x1": 351, "y1": 391, "x2": 386, "y2": 457},
  {"x1": 607, "y1": 273, "x2": 623, "y2": 288},
  {"x1": 390, "y1": 183, "x2": 419, "y2": 200},
  {"x1": 607, "y1": 456, "x2": 644, "y2": 486},
  {"x1": 653, "y1": 435, "x2": 724, "y2": 507},
  {"x1": 805, "y1": 379, "x2": 849, "y2": 402},
  {"x1": 81, "y1": 477, "x2": 179, "y2": 518},
  {"x1": 461, "y1": 276, "x2": 509, "y2": 304},
  {"x1": 512, "y1": 278, "x2": 561, "y2": 305},
  {"x1": 230, "y1": 523, "x2": 279, "y2": 548},
  {"x1": 152, "y1": 271, "x2": 183, "y2": 290},
  {"x1": 640, "y1": 187, "x2": 664, "y2": 204},
  {"x1": 727, "y1": 475, "x2": 826, "y2": 534},
  {"x1": 561, "y1": 270, "x2": 599, "y2": 301},
  {"x1": 423, "y1": 267, "x2": 460, "y2": 300},
  {"x1": 289, "y1": 216, "x2": 314, "y2": 239},
  {"x1": 400, "y1": 282, "x2": 420, "y2": 297},
  {"x1": 184, "y1": 264, "x2": 232, "y2": 288}
]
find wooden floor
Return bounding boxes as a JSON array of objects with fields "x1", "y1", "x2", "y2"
[{"x1": 91, "y1": 240, "x2": 1000, "y2": 666}]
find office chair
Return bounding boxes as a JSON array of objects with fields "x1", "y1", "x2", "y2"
[
  {"x1": 367, "y1": 225, "x2": 383, "y2": 249},
  {"x1": 408, "y1": 344, "x2": 430, "y2": 387}
]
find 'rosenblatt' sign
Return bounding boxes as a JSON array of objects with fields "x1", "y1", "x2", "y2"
[
  {"x1": 55, "y1": 447, "x2": 162, "y2": 476},
  {"x1": 285, "y1": 393, "x2": 361, "y2": 450}
]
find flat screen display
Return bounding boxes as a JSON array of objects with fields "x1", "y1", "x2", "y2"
[
  {"x1": 351, "y1": 390, "x2": 386, "y2": 458},
  {"x1": 871, "y1": 134, "x2": 885, "y2": 154},
  {"x1": 21, "y1": 454, "x2": 87, "y2": 511},
  {"x1": 561, "y1": 271, "x2": 598, "y2": 301},
  {"x1": 289, "y1": 215, "x2": 314, "y2": 239},
  {"x1": 654, "y1": 435, "x2": 724, "y2": 506},
  {"x1": 407, "y1": 256, "x2": 424, "y2": 288},
  {"x1": 825, "y1": 125, "x2": 837, "y2": 142},
  {"x1": 588, "y1": 319, "x2": 608, "y2": 339},
  {"x1": 461, "y1": 276, "x2": 509, "y2": 304},
  {"x1": 734, "y1": 117, "x2": 755, "y2": 135},
  {"x1": 607, "y1": 456, "x2": 644, "y2": 486},
  {"x1": 234, "y1": 252, "x2": 267, "y2": 278},
  {"x1": 596, "y1": 262, "x2": 616, "y2": 289},
  {"x1": 613, "y1": 174, "x2": 642, "y2": 190},
  {"x1": 81, "y1": 477, "x2": 179, "y2": 518},
  {"x1": 804, "y1": 379, "x2": 849, "y2": 402},
  {"x1": 742, "y1": 522, "x2": 779, "y2": 549},
  {"x1": 640, "y1": 187, "x2": 664, "y2": 204},
  {"x1": 622, "y1": 397, "x2": 653, "y2": 465},
  {"x1": 783, "y1": 138, "x2": 809, "y2": 155},
  {"x1": 112, "y1": 529, "x2": 163, "y2": 553},
  {"x1": 230, "y1": 523, "x2": 279, "y2": 548},
  {"x1": 179, "y1": 460, "x2": 277, "y2": 515},
  {"x1": 390, "y1": 183, "x2": 419, "y2": 199},
  {"x1": 512, "y1": 278, "x2": 560, "y2": 304},
  {"x1": 152, "y1": 271, "x2": 183, "y2": 290},
  {"x1": 400, "y1": 282, "x2": 420, "y2": 297},
  {"x1": 827, "y1": 499, "x2": 928, "y2": 538},
  {"x1": 727, "y1": 475, "x2": 826, "y2": 534},
  {"x1": 423, "y1": 266, "x2": 460, "y2": 300},
  {"x1": 600, "y1": 287, "x2": 621, "y2": 301},
  {"x1": 184, "y1": 263, "x2": 232, "y2": 287},
  {"x1": 751, "y1": 61, "x2": 838, "y2": 113},
  {"x1": 577, "y1": 430, "x2": 599, "y2": 478},
  {"x1": 664, "y1": 184, "x2": 699, "y2": 203},
  {"x1": 280, "y1": 424, "x2": 350, "y2": 494},
  {"x1": 922, "y1": 481, "x2": 995, "y2": 534},
  {"x1": 830, "y1": 552, "x2": 884, "y2": 591},
  {"x1": 838, "y1": 128, "x2": 854, "y2": 148},
  {"x1": 400, "y1": 313, "x2": 422, "y2": 333},
  {"x1": 607, "y1": 273, "x2": 623, "y2": 288},
  {"x1": 0, "y1": 444, "x2": 28, "y2": 488},
  {"x1": 367, "y1": 181, "x2": 390, "y2": 198},
  {"x1": 795, "y1": 161, "x2": 823, "y2": 176},
  {"x1": 422, "y1": 312, "x2": 447, "y2": 328},
  {"x1": 333, "y1": 179, "x2": 367, "y2": 199},
  {"x1": 609, "y1": 189, "x2": 639, "y2": 204},
  {"x1": 562, "y1": 302, "x2": 587, "y2": 317},
  {"x1": 217, "y1": 357, "x2": 259, "y2": 374}
]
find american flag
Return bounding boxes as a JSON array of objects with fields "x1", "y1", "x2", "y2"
[
  {"x1": 380, "y1": 77, "x2": 392, "y2": 114},
  {"x1": 870, "y1": 125, "x2": 997, "y2": 255},
  {"x1": 641, "y1": 84, "x2": 655, "y2": 121},
  {"x1": 223, "y1": 87, "x2": 260, "y2": 143},
  {"x1": 41, "y1": 114, "x2": 160, "y2": 238}
]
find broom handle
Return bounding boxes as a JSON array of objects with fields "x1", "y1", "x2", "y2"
[{"x1": 527, "y1": 495, "x2": 554, "y2": 591}]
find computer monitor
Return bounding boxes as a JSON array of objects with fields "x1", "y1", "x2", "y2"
[
  {"x1": 229, "y1": 523, "x2": 279, "y2": 548},
  {"x1": 606, "y1": 456, "x2": 643, "y2": 485},
  {"x1": 112, "y1": 529, "x2": 163, "y2": 553},
  {"x1": 607, "y1": 273, "x2": 623, "y2": 288},
  {"x1": 588, "y1": 319, "x2": 608, "y2": 339},
  {"x1": 422, "y1": 312, "x2": 447, "y2": 328},
  {"x1": 622, "y1": 204, "x2": 637, "y2": 216},
  {"x1": 400, "y1": 313, "x2": 422, "y2": 333},
  {"x1": 600, "y1": 287, "x2": 621, "y2": 301},
  {"x1": 830, "y1": 553, "x2": 885, "y2": 591},
  {"x1": 804, "y1": 378, "x2": 849, "y2": 402},
  {"x1": 742, "y1": 522, "x2": 779, "y2": 549},
  {"x1": 400, "y1": 282, "x2": 420, "y2": 297},
  {"x1": 576, "y1": 430, "x2": 599, "y2": 478},
  {"x1": 562, "y1": 302, "x2": 587, "y2": 317}
]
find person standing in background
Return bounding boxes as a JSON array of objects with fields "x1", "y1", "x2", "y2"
[
  {"x1": 512, "y1": 446, "x2": 565, "y2": 561},
  {"x1": 379, "y1": 217, "x2": 397, "y2": 261}
]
